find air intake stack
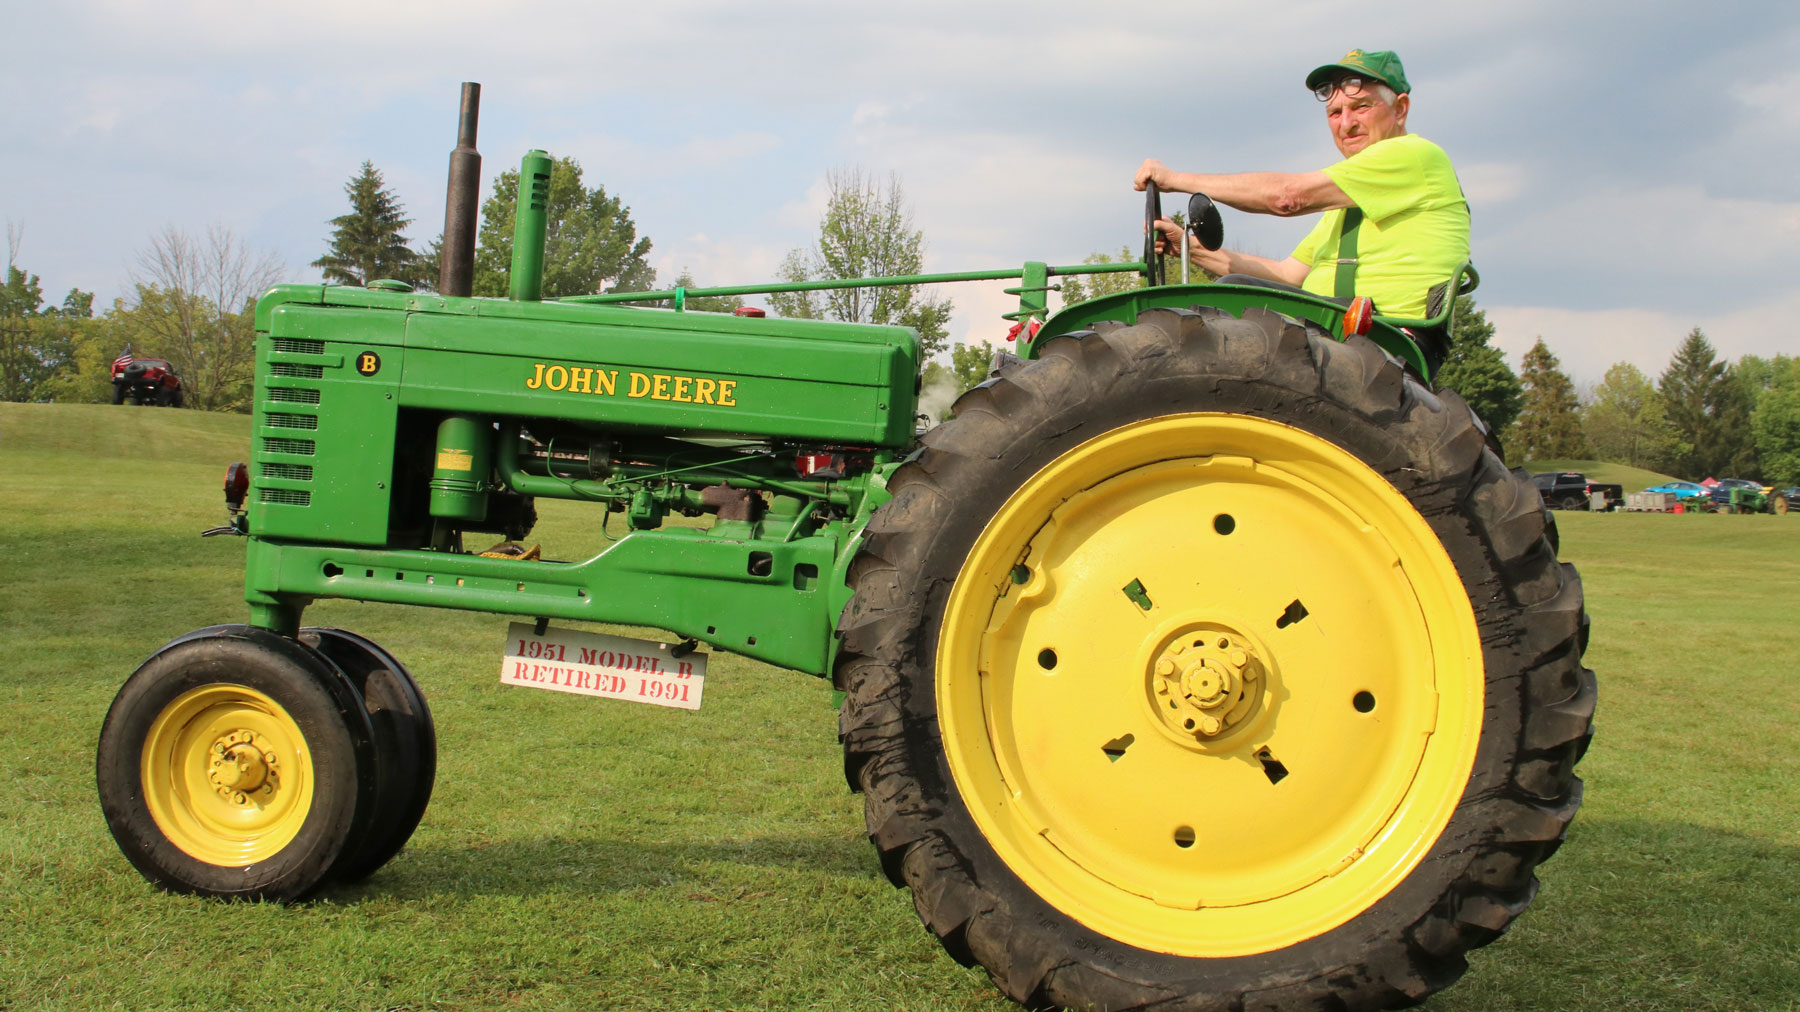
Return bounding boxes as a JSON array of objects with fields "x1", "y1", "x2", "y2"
[{"x1": 510, "y1": 150, "x2": 552, "y2": 302}]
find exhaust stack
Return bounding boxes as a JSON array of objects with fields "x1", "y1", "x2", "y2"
[{"x1": 438, "y1": 82, "x2": 481, "y2": 297}]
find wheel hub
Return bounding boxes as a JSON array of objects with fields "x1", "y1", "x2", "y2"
[
  {"x1": 207, "y1": 730, "x2": 278, "y2": 804},
  {"x1": 1152, "y1": 627, "x2": 1266, "y2": 741}
]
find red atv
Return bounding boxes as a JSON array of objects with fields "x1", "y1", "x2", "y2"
[{"x1": 110, "y1": 352, "x2": 185, "y2": 407}]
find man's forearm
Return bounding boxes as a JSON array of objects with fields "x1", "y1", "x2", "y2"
[
  {"x1": 1152, "y1": 168, "x2": 1350, "y2": 218},
  {"x1": 1161, "y1": 171, "x2": 1288, "y2": 213},
  {"x1": 1193, "y1": 246, "x2": 1309, "y2": 287}
]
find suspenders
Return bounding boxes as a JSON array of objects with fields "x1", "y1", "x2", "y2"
[{"x1": 1333, "y1": 207, "x2": 1362, "y2": 300}]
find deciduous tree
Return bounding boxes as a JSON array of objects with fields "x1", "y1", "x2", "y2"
[
  {"x1": 768, "y1": 168, "x2": 952, "y2": 356},
  {"x1": 1509, "y1": 338, "x2": 1587, "y2": 461},
  {"x1": 1057, "y1": 246, "x2": 1142, "y2": 307},
  {"x1": 119, "y1": 225, "x2": 284, "y2": 411},
  {"x1": 668, "y1": 268, "x2": 744, "y2": 314},
  {"x1": 0, "y1": 260, "x2": 48, "y2": 401},
  {"x1": 472, "y1": 156, "x2": 654, "y2": 299},
  {"x1": 1581, "y1": 362, "x2": 1683, "y2": 470},
  {"x1": 1749, "y1": 356, "x2": 1800, "y2": 486},
  {"x1": 0, "y1": 229, "x2": 97, "y2": 402},
  {"x1": 312, "y1": 161, "x2": 422, "y2": 287}
]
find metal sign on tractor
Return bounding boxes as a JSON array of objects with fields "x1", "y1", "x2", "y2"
[{"x1": 96, "y1": 85, "x2": 1596, "y2": 1012}]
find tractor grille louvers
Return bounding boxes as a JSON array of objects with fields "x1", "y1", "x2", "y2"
[
  {"x1": 260, "y1": 462, "x2": 314, "y2": 481},
  {"x1": 258, "y1": 334, "x2": 328, "y2": 516},
  {"x1": 259, "y1": 488, "x2": 312, "y2": 506},
  {"x1": 262, "y1": 436, "x2": 316, "y2": 456},
  {"x1": 272, "y1": 338, "x2": 326, "y2": 355}
]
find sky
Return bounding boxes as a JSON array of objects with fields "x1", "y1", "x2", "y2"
[{"x1": 4, "y1": 0, "x2": 1798, "y2": 387}]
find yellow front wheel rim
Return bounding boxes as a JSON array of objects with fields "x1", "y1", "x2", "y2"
[
  {"x1": 141, "y1": 684, "x2": 315, "y2": 866},
  {"x1": 937, "y1": 413, "x2": 1484, "y2": 957}
]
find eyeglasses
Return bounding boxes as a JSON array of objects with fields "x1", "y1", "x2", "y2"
[{"x1": 1314, "y1": 75, "x2": 1376, "y2": 102}]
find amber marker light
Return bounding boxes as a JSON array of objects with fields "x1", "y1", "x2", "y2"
[{"x1": 1342, "y1": 297, "x2": 1375, "y2": 337}]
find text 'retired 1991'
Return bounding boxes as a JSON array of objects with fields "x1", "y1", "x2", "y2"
[{"x1": 501, "y1": 621, "x2": 706, "y2": 710}]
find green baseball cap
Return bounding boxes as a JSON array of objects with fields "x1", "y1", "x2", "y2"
[{"x1": 1305, "y1": 49, "x2": 1410, "y2": 95}]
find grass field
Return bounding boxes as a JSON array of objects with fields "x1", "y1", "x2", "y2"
[{"x1": 3, "y1": 402, "x2": 1797, "y2": 1012}]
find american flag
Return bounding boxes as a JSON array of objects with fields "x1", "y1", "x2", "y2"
[{"x1": 112, "y1": 347, "x2": 133, "y2": 373}]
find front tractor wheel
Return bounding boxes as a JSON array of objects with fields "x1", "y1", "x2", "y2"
[
  {"x1": 96, "y1": 626, "x2": 377, "y2": 901},
  {"x1": 837, "y1": 307, "x2": 1595, "y2": 1011}
]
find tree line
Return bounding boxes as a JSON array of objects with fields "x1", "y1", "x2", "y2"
[
  {"x1": 1493, "y1": 327, "x2": 1796, "y2": 486},
  {"x1": 8, "y1": 158, "x2": 1793, "y2": 487}
]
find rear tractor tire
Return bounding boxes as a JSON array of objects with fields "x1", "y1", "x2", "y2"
[
  {"x1": 837, "y1": 306, "x2": 1595, "y2": 1011},
  {"x1": 96, "y1": 626, "x2": 379, "y2": 901}
]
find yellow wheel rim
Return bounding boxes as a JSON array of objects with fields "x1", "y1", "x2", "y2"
[
  {"x1": 141, "y1": 684, "x2": 315, "y2": 866},
  {"x1": 937, "y1": 414, "x2": 1484, "y2": 957}
]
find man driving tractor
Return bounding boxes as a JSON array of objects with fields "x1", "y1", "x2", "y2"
[{"x1": 1135, "y1": 49, "x2": 1468, "y2": 321}]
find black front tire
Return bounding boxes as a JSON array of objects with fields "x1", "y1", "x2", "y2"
[
  {"x1": 96, "y1": 626, "x2": 379, "y2": 901},
  {"x1": 837, "y1": 307, "x2": 1595, "y2": 1011}
]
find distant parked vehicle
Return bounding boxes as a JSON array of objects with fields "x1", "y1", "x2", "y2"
[
  {"x1": 1708, "y1": 478, "x2": 1785, "y2": 514},
  {"x1": 1644, "y1": 481, "x2": 1710, "y2": 500},
  {"x1": 1532, "y1": 472, "x2": 1624, "y2": 511},
  {"x1": 110, "y1": 351, "x2": 184, "y2": 407},
  {"x1": 1775, "y1": 487, "x2": 1800, "y2": 512}
]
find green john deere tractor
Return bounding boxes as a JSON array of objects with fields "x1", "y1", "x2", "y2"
[{"x1": 96, "y1": 84, "x2": 1595, "y2": 1012}]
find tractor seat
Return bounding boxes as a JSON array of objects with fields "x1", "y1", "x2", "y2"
[{"x1": 1213, "y1": 265, "x2": 1476, "y2": 380}]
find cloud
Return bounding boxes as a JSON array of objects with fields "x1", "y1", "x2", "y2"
[
  {"x1": 650, "y1": 233, "x2": 785, "y2": 295},
  {"x1": 1488, "y1": 286, "x2": 1800, "y2": 387},
  {"x1": 1457, "y1": 161, "x2": 1528, "y2": 206}
]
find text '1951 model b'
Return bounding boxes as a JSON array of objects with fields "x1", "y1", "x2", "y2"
[{"x1": 96, "y1": 84, "x2": 1595, "y2": 1012}]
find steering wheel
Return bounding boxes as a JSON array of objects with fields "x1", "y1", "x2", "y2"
[
  {"x1": 1142, "y1": 181, "x2": 1166, "y2": 287},
  {"x1": 1144, "y1": 186, "x2": 1228, "y2": 287}
]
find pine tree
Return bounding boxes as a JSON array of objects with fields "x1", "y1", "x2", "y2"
[
  {"x1": 1434, "y1": 295, "x2": 1523, "y2": 433},
  {"x1": 313, "y1": 161, "x2": 420, "y2": 287},
  {"x1": 1509, "y1": 338, "x2": 1587, "y2": 461},
  {"x1": 1655, "y1": 328, "x2": 1756, "y2": 478}
]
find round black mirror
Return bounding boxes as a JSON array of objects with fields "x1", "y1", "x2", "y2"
[{"x1": 1188, "y1": 193, "x2": 1224, "y2": 251}]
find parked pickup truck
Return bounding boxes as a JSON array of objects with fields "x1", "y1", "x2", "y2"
[{"x1": 1531, "y1": 472, "x2": 1624, "y2": 511}]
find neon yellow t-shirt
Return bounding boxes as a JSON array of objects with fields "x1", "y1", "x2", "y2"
[{"x1": 1290, "y1": 134, "x2": 1469, "y2": 318}]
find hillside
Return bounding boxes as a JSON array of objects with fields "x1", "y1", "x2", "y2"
[
  {"x1": 0, "y1": 402, "x2": 250, "y2": 463},
  {"x1": 1522, "y1": 459, "x2": 1677, "y2": 491}
]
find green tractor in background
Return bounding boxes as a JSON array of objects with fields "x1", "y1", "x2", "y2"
[{"x1": 96, "y1": 85, "x2": 1594, "y2": 1012}]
